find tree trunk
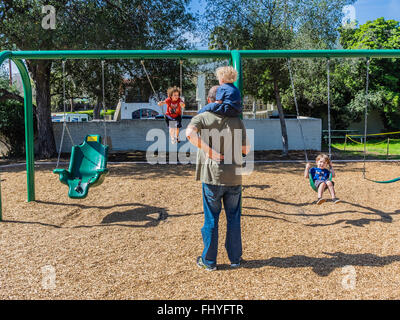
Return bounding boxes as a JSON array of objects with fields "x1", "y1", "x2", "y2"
[
  {"x1": 93, "y1": 99, "x2": 101, "y2": 119},
  {"x1": 27, "y1": 60, "x2": 57, "y2": 158},
  {"x1": 273, "y1": 77, "x2": 289, "y2": 156}
]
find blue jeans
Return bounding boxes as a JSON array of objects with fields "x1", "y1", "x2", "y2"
[{"x1": 201, "y1": 183, "x2": 242, "y2": 267}]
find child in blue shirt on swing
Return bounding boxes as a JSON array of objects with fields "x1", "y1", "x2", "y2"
[
  {"x1": 305, "y1": 154, "x2": 341, "y2": 205},
  {"x1": 198, "y1": 66, "x2": 242, "y2": 117}
]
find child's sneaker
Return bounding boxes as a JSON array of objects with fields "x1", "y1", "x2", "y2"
[
  {"x1": 196, "y1": 256, "x2": 216, "y2": 271},
  {"x1": 332, "y1": 198, "x2": 342, "y2": 204},
  {"x1": 316, "y1": 198, "x2": 326, "y2": 205}
]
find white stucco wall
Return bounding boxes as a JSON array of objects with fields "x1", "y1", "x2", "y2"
[{"x1": 245, "y1": 117, "x2": 321, "y2": 151}]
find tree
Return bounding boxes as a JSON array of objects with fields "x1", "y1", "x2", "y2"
[
  {"x1": 201, "y1": 0, "x2": 355, "y2": 155},
  {"x1": 0, "y1": 78, "x2": 27, "y2": 157},
  {"x1": 339, "y1": 18, "x2": 400, "y2": 130},
  {"x1": 0, "y1": 0, "x2": 194, "y2": 158}
]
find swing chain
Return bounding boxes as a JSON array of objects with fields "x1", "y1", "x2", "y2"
[
  {"x1": 363, "y1": 58, "x2": 371, "y2": 179},
  {"x1": 140, "y1": 60, "x2": 163, "y2": 115},
  {"x1": 359, "y1": 58, "x2": 399, "y2": 184},
  {"x1": 179, "y1": 59, "x2": 184, "y2": 115},
  {"x1": 140, "y1": 60, "x2": 158, "y2": 97},
  {"x1": 327, "y1": 58, "x2": 332, "y2": 159},
  {"x1": 179, "y1": 59, "x2": 183, "y2": 95},
  {"x1": 287, "y1": 58, "x2": 308, "y2": 163},
  {"x1": 56, "y1": 59, "x2": 75, "y2": 169},
  {"x1": 101, "y1": 60, "x2": 108, "y2": 146}
]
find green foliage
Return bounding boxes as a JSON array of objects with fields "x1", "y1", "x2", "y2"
[
  {"x1": 277, "y1": 17, "x2": 400, "y2": 130},
  {"x1": 0, "y1": 78, "x2": 25, "y2": 157},
  {"x1": 76, "y1": 109, "x2": 115, "y2": 118},
  {"x1": 280, "y1": 58, "x2": 332, "y2": 117},
  {"x1": 339, "y1": 18, "x2": 400, "y2": 49},
  {"x1": 37, "y1": 0, "x2": 197, "y2": 115},
  {"x1": 339, "y1": 18, "x2": 400, "y2": 131},
  {"x1": 202, "y1": 0, "x2": 356, "y2": 107},
  {"x1": 0, "y1": 0, "x2": 196, "y2": 157},
  {"x1": 0, "y1": 0, "x2": 194, "y2": 51}
]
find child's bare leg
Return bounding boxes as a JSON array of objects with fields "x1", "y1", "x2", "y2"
[
  {"x1": 169, "y1": 128, "x2": 175, "y2": 142},
  {"x1": 326, "y1": 181, "x2": 336, "y2": 199},
  {"x1": 175, "y1": 127, "x2": 180, "y2": 140},
  {"x1": 318, "y1": 182, "x2": 326, "y2": 198},
  {"x1": 316, "y1": 182, "x2": 326, "y2": 204}
]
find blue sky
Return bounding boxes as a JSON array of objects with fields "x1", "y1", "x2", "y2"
[
  {"x1": 353, "y1": 0, "x2": 400, "y2": 24},
  {"x1": 188, "y1": 0, "x2": 400, "y2": 25}
]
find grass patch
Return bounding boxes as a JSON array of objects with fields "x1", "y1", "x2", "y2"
[
  {"x1": 76, "y1": 110, "x2": 115, "y2": 117},
  {"x1": 330, "y1": 138, "x2": 400, "y2": 160}
]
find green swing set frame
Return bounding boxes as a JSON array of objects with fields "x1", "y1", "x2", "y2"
[{"x1": 1, "y1": 49, "x2": 400, "y2": 220}]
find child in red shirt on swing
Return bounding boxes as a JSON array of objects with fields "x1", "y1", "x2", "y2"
[{"x1": 158, "y1": 86, "x2": 185, "y2": 144}]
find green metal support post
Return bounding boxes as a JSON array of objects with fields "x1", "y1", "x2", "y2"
[
  {"x1": 231, "y1": 50, "x2": 243, "y2": 94},
  {"x1": 0, "y1": 52, "x2": 35, "y2": 221},
  {"x1": 231, "y1": 50, "x2": 243, "y2": 118},
  {"x1": 231, "y1": 50, "x2": 244, "y2": 213},
  {"x1": 12, "y1": 59, "x2": 35, "y2": 202},
  {"x1": 0, "y1": 52, "x2": 12, "y2": 221}
]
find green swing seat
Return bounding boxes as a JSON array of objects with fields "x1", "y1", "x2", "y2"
[
  {"x1": 309, "y1": 172, "x2": 333, "y2": 192},
  {"x1": 53, "y1": 135, "x2": 109, "y2": 199}
]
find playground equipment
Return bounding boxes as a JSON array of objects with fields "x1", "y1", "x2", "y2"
[
  {"x1": 53, "y1": 135, "x2": 108, "y2": 199},
  {"x1": 52, "y1": 59, "x2": 109, "y2": 198},
  {"x1": 309, "y1": 172, "x2": 333, "y2": 192},
  {"x1": 2, "y1": 49, "x2": 400, "y2": 219},
  {"x1": 361, "y1": 58, "x2": 400, "y2": 184},
  {"x1": 287, "y1": 57, "x2": 334, "y2": 192},
  {"x1": 287, "y1": 55, "x2": 400, "y2": 190}
]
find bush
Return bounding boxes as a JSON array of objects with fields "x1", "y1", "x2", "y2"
[
  {"x1": 77, "y1": 109, "x2": 115, "y2": 118},
  {"x1": 0, "y1": 99, "x2": 25, "y2": 158}
]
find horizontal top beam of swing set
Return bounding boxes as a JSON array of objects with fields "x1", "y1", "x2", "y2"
[{"x1": 4, "y1": 49, "x2": 400, "y2": 60}]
